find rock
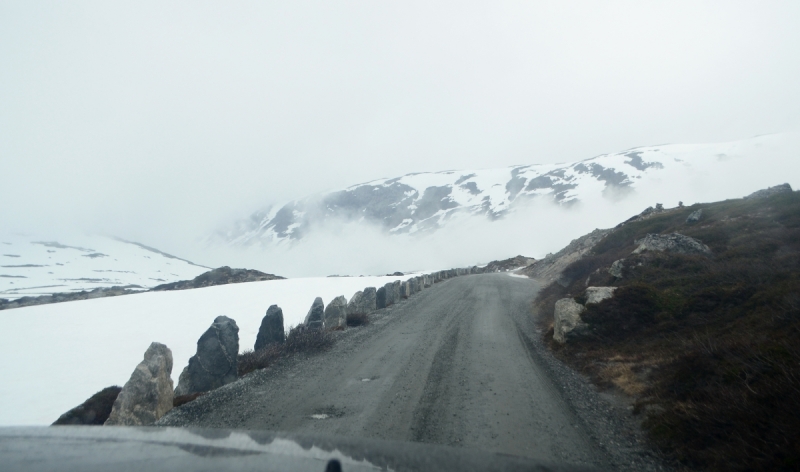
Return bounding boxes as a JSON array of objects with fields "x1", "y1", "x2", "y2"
[
  {"x1": 347, "y1": 287, "x2": 377, "y2": 315},
  {"x1": 362, "y1": 287, "x2": 377, "y2": 312},
  {"x1": 254, "y1": 305, "x2": 285, "y2": 350},
  {"x1": 323, "y1": 296, "x2": 348, "y2": 330},
  {"x1": 376, "y1": 287, "x2": 387, "y2": 309},
  {"x1": 382, "y1": 282, "x2": 396, "y2": 306},
  {"x1": 585, "y1": 286, "x2": 616, "y2": 304},
  {"x1": 304, "y1": 297, "x2": 325, "y2": 330},
  {"x1": 686, "y1": 209, "x2": 703, "y2": 224},
  {"x1": 743, "y1": 183, "x2": 793, "y2": 200},
  {"x1": 400, "y1": 282, "x2": 410, "y2": 299},
  {"x1": 633, "y1": 233, "x2": 711, "y2": 256},
  {"x1": 53, "y1": 386, "x2": 121, "y2": 425},
  {"x1": 553, "y1": 299, "x2": 588, "y2": 344},
  {"x1": 174, "y1": 316, "x2": 239, "y2": 396},
  {"x1": 609, "y1": 259, "x2": 625, "y2": 278},
  {"x1": 392, "y1": 280, "x2": 401, "y2": 301},
  {"x1": 105, "y1": 342, "x2": 174, "y2": 426},
  {"x1": 152, "y1": 266, "x2": 284, "y2": 291}
]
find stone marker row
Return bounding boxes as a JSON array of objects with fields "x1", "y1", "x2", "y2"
[{"x1": 100, "y1": 265, "x2": 485, "y2": 426}]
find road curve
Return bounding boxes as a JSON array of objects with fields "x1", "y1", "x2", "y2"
[{"x1": 160, "y1": 274, "x2": 607, "y2": 468}]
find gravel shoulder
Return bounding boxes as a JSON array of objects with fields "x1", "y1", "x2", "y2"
[{"x1": 158, "y1": 274, "x2": 670, "y2": 471}]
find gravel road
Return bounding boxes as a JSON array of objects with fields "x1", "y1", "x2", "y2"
[{"x1": 159, "y1": 274, "x2": 670, "y2": 471}]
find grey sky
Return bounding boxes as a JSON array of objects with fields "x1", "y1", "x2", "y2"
[{"x1": 2, "y1": 1, "x2": 799, "y2": 251}]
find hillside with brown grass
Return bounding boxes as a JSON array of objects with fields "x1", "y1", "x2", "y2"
[{"x1": 534, "y1": 189, "x2": 800, "y2": 471}]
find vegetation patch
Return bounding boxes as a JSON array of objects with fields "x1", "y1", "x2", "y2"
[
  {"x1": 238, "y1": 326, "x2": 334, "y2": 377},
  {"x1": 535, "y1": 192, "x2": 800, "y2": 471}
]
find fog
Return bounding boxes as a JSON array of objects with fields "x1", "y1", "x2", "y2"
[{"x1": 2, "y1": 1, "x2": 799, "y2": 273}]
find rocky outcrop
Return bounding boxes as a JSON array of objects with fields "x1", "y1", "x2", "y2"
[
  {"x1": 304, "y1": 297, "x2": 325, "y2": 330},
  {"x1": 483, "y1": 255, "x2": 536, "y2": 273},
  {"x1": 686, "y1": 209, "x2": 703, "y2": 224},
  {"x1": 254, "y1": 305, "x2": 285, "y2": 350},
  {"x1": 105, "y1": 342, "x2": 174, "y2": 426},
  {"x1": 553, "y1": 298, "x2": 588, "y2": 344},
  {"x1": 152, "y1": 266, "x2": 284, "y2": 291},
  {"x1": 609, "y1": 259, "x2": 625, "y2": 278},
  {"x1": 323, "y1": 296, "x2": 347, "y2": 330},
  {"x1": 633, "y1": 233, "x2": 711, "y2": 255},
  {"x1": 53, "y1": 386, "x2": 122, "y2": 425},
  {"x1": 174, "y1": 316, "x2": 239, "y2": 396},
  {"x1": 521, "y1": 229, "x2": 611, "y2": 284},
  {"x1": 743, "y1": 183, "x2": 793, "y2": 200},
  {"x1": 585, "y1": 286, "x2": 616, "y2": 305}
]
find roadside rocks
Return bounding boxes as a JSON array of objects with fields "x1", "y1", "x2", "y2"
[
  {"x1": 633, "y1": 232, "x2": 711, "y2": 256},
  {"x1": 255, "y1": 305, "x2": 285, "y2": 350},
  {"x1": 304, "y1": 297, "x2": 325, "y2": 330},
  {"x1": 383, "y1": 281, "x2": 397, "y2": 307},
  {"x1": 105, "y1": 342, "x2": 174, "y2": 426},
  {"x1": 585, "y1": 286, "x2": 616, "y2": 305},
  {"x1": 175, "y1": 316, "x2": 239, "y2": 396},
  {"x1": 347, "y1": 291, "x2": 367, "y2": 315},
  {"x1": 553, "y1": 298, "x2": 588, "y2": 344},
  {"x1": 376, "y1": 287, "x2": 387, "y2": 309},
  {"x1": 323, "y1": 296, "x2": 348, "y2": 330},
  {"x1": 362, "y1": 287, "x2": 377, "y2": 312}
]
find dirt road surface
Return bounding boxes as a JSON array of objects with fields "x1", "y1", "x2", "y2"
[{"x1": 160, "y1": 274, "x2": 668, "y2": 471}]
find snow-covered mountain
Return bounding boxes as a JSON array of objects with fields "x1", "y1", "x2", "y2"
[
  {"x1": 218, "y1": 133, "x2": 796, "y2": 247},
  {"x1": 0, "y1": 234, "x2": 209, "y2": 300}
]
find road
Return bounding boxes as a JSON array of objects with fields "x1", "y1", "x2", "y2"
[{"x1": 159, "y1": 274, "x2": 608, "y2": 468}]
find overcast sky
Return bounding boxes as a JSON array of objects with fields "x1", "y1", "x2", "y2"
[{"x1": 2, "y1": 1, "x2": 799, "y2": 248}]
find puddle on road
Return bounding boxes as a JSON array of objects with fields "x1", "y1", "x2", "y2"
[
  {"x1": 310, "y1": 414, "x2": 330, "y2": 420},
  {"x1": 308, "y1": 406, "x2": 345, "y2": 420}
]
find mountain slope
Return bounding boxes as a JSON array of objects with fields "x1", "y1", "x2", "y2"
[
  {"x1": 0, "y1": 234, "x2": 209, "y2": 300},
  {"x1": 219, "y1": 133, "x2": 794, "y2": 247}
]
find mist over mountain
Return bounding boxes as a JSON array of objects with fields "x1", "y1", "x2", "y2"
[{"x1": 182, "y1": 133, "x2": 796, "y2": 277}]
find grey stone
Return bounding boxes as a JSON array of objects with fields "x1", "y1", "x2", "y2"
[
  {"x1": 304, "y1": 297, "x2": 325, "y2": 330},
  {"x1": 254, "y1": 305, "x2": 284, "y2": 350},
  {"x1": 382, "y1": 281, "x2": 396, "y2": 306},
  {"x1": 323, "y1": 296, "x2": 347, "y2": 330},
  {"x1": 585, "y1": 286, "x2": 616, "y2": 305},
  {"x1": 743, "y1": 183, "x2": 792, "y2": 200},
  {"x1": 633, "y1": 233, "x2": 711, "y2": 256},
  {"x1": 686, "y1": 209, "x2": 703, "y2": 224},
  {"x1": 174, "y1": 316, "x2": 239, "y2": 396},
  {"x1": 347, "y1": 291, "x2": 366, "y2": 315},
  {"x1": 376, "y1": 287, "x2": 387, "y2": 309},
  {"x1": 105, "y1": 342, "x2": 173, "y2": 426},
  {"x1": 609, "y1": 259, "x2": 624, "y2": 278},
  {"x1": 553, "y1": 299, "x2": 588, "y2": 344},
  {"x1": 362, "y1": 287, "x2": 377, "y2": 312},
  {"x1": 392, "y1": 280, "x2": 401, "y2": 301}
]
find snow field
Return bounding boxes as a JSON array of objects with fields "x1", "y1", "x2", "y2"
[{"x1": 0, "y1": 274, "x2": 414, "y2": 426}]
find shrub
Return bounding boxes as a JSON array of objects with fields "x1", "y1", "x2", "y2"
[
  {"x1": 346, "y1": 312, "x2": 369, "y2": 327},
  {"x1": 173, "y1": 392, "x2": 205, "y2": 408}
]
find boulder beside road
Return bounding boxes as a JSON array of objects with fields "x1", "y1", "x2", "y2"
[
  {"x1": 105, "y1": 342, "x2": 174, "y2": 426},
  {"x1": 174, "y1": 316, "x2": 239, "y2": 396}
]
